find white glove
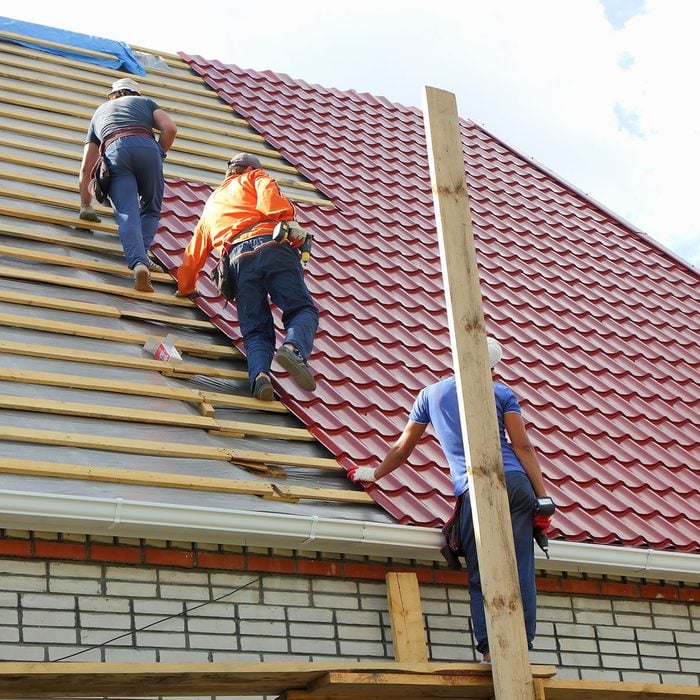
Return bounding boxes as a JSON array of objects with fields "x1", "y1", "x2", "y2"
[{"x1": 348, "y1": 466, "x2": 377, "y2": 483}]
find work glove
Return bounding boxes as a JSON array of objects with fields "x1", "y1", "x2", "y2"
[
  {"x1": 347, "y1": 466, "x2": 378, "y2": 483},
  {"x1": 533, "y1": 496, "x2": 556, "y2": 559},
  {"x1": 79, "y1": 205, "x2": 101, "y2": 223},
  {"x1": 533, "y1": 513, "x2": 553, "y2": 534}
]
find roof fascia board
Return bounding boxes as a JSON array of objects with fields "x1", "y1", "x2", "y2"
[{"x1": 0, "y1": 491, "x2": 697, "y2": 583}]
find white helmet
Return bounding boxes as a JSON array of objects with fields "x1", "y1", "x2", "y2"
[{"x1": 487, "y1": 337, "x2": 502, "y2": 368}]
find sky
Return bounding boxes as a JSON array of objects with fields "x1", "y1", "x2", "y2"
[{"x1": 2, "y1": 0, "x2": 699, "y2": 267}]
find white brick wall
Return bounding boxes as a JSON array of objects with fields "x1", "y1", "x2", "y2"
[{"x1": 0, "y1": 558, "x2": 697, "y2": 699}]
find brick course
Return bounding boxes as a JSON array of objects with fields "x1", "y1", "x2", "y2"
[{"x1": 0, "y1": 530, "x2": 696, "y2": 694}]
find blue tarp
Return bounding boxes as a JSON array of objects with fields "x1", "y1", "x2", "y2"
[{"x1": 0, "y1": 16, "x2": 145, "y2": 76}]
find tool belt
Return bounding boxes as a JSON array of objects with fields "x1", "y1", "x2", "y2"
[{"x1": 101, "y1": 126, "x2": 155, "y2": 151}]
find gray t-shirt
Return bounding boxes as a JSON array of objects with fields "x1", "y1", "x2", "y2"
[{"x1": 86, "y1": 96, "x2": 160, "y2": 145}]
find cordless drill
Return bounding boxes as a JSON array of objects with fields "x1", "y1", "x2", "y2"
[
  {"x1": 533, "y1": 496, "x2": 556, "y2": 559},
  {"x1": 272, "y1": 221, "x2": 313, "y2": 266}
]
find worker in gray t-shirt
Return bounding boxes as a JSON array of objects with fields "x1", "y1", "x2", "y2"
[{"x1": 78, "y1": 77, "x2": 177, "y2": 292}]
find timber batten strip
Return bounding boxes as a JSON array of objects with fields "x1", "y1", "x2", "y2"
[
  {"x1": 0, "y1": 289, "x2": 212, "y2": 330},
  {"x1": 0, "y1": 661, "x2": 559, "y2": 698},
  {"x1": 0, "y1": 363, "x2": 286, "y2": 413},
  {"x1": 0, "y1": 312, "x2": 239, "y2": 360},
  {"x1": 0, "y1": 460, "x2": 367, "y2": 504},
  {"x1": 0, "y1": 340, "x2": 247, "y2": 382},
  {"x1": 0, "y1": 426, "x2": 342, "y2": 470},
  {"x1": 0, "y1": 219, "x2": 124, "y2": 255},
  {"x1": 0, "y1": 265, "x2": 194, "y2": 308},
  {"x1": 0, "y1": 240, "x2": 172, "y2": 282},
  {"x1": 0, "y1": 393, "x2": 312, "y2": 441}
]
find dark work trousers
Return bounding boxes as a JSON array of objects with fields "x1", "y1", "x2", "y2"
[
  {"x1": 232, "y1": 238, "x2": 319, "y2": 393},
  {"x1": 459, "y1": 470, "x2": 537, "y2": 655},
  {"x1": 106, "y1": 135, "x2": 164, "y2": 270}
]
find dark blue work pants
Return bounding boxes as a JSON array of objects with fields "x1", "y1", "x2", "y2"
[
  {"x1": 106, "y1": 135, "x2": 164, "y2": 269},
  {"x1": 459, "y1": 470, "x2": 537, "y2": 655},
  {"x1": 232, "y1": 239, "x2": 319, "y2": 393}
]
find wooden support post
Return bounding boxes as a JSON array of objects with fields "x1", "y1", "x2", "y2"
[
  {"x1": 422, "y1": 86, "x2": 536, "y2": 699},
  {"x1": 385, "y1": 572, "x2": 428, "y2": 663}
]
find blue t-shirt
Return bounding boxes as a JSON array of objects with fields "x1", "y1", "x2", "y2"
[
  {"x1": 86, "y1": 96, "x2": 160, "y2": 145},
  {"x1": 408, "y1": 377, "x2": 525, "y2": 496}
]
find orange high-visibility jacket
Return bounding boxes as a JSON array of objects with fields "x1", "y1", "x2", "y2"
[{"x1": 177, "y1": 169, "x2": 295, "y2": 295}]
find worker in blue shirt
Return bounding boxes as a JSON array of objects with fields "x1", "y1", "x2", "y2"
[{"x1": 348, "y1": 337, "x2": 554, "y2": 662}]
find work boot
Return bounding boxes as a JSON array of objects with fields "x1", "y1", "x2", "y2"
[
  {"x1": 253, "y1": 374, "x2": 274, "y2": 401},
  {"x1": 274, "y1": 344, "x2": 316, "y2": 391},
  {"x1": 133, "y1": 263, "x2": 154, "y2": 293}
]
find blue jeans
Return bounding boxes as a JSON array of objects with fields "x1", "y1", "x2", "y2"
[
  {"x1": 459, "y1": 470, "x2": 537, "y2": 655},
  {"x1": 232, "y1": 239, "x2": 319, "y2": 393},
  {"x1": 106, "y1": 135, "x2": 164, "y2": 269}
]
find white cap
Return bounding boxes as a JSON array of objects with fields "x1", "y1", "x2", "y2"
[
  {"x1": 109, "y1": 78, "x2": 141, "y2": 95},
  {"x1": 487, "y1": 337, "x2": 502, "y2": 368}
]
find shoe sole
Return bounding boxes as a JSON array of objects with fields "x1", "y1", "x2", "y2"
[
  {"x1": 275, "y1": 348, "x2": 316, "y2": 391},
  {"x1": 134, "y1": 267, "x2": 154, "y2": 293},
  {"x1": 255, "y1": 384, "x2": 275, "y2": 401}
]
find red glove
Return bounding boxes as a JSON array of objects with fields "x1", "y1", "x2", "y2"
[
  {"x1": 346, "y1": 466, "x2": 377, "y2": 483},
  {"x1": 533, "y1": 513, "x2": 552, "y2": 534}
]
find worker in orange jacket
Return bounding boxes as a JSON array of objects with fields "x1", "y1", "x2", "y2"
[{"x1": 177, "y1": 153, "x2": 319, "y2": 400}]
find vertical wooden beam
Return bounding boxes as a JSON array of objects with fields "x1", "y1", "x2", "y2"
[
  {"x1": 422, "y1": 86, "x2": 535, "y2": 699},
  {"x1": 385, "y1": 572, "x2": 428, "y2": 663}
]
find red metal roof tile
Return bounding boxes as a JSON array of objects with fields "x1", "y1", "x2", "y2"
[{"x1": 153, "y1": 54, "x2": 700, "y2": 553}]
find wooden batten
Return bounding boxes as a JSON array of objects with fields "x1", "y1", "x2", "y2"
[
  {"x1": 386, "y1": 572, "x2": 429, "y2": 663},
  {"x1": 423, "y1": 86, "x2": 534, "y2": 697}
]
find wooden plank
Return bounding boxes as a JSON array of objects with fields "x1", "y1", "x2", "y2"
[
  {"x1": 200, "y1": 389, "x2": 288, "y2": 413},
  {"x1": 0, "y1": 366, "x2": 203, "y2": 404},
  {"x1": 0, "y1": 459, "x2": 275, "y2": 499},
  {"x1": 210, "y1": 420, "x2": 313, "y2": 442},
  {"x1": 0, "y1": 661, "x2": 533, "y2": 698},
  {"x1": 0, "y1": 393, "x2": 219, "y2": 429},
  {"x1": 0, "y1": 29, "x2": 115, "y2": 59},
  {"x1": 0, "y1": 219, "x2": 123, "y2": 254},
  {"x1": 306, "y1": 671, "x2": 498, "y2": 698},
  {"x1": 0, "y1": 391, "x2": 312, "y2": 441},
  {"x1": 385, "y1": 572, "x2": 428, "y2": 663},
  {"x1": 0, "y1": 288, "x2": 119, "y2": 318},
  {"x1": 0, "y1": 264, "x2": 194, "y2": 308},
  {"x1": 0, "y1": 426, "x2": 343, "y2": 470},
  {"x1": 0, "y1": 288, "x2": 213, "y2": 330},
  {"x1": 0, "y1": 340, "x2": 246, "y2": 381},
  {"x1": 0, "y1": 312, "x2": 240, "y2": 359},
  {"x1": 0, "y1": 459, "x2": 370, "y2": 504},
  {"x1": 0, "y1": 240, "x2": 173, "y2": 280},
  {"x1": 423, "y1": 85, "x2": 533, "y2": 698},
  {"x1": 540, "y1": 678, "x2": 700, "y2": 699},
  {"x1": 0, "y1": 201, "x2": 115, "y2": 234}
]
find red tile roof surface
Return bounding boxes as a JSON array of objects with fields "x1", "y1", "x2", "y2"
[{"x1": 152, "y1": 53, "x2": 700, "y2": 552}]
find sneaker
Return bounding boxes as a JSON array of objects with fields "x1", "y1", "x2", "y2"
[
  {"x1": 147, "y1": 259, "x2": 165, "y2": 273},
  {"x1": 133, "y1": 263, "x2": 154, "y2": 293},
  {"x1": 253, "y1": 374, "x2": 274, "y2": 401},
  {"x1": 274, "y1": 344, "x2": 316, "y2": 391}
]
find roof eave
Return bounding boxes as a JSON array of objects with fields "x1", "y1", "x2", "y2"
[{"x1": 0, "y1": 489, "x2": 697, "y2": 583}]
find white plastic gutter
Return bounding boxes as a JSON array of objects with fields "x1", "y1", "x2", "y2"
[{"x1": 0, "y1": 489, "x2": 697, "y2": 583}]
